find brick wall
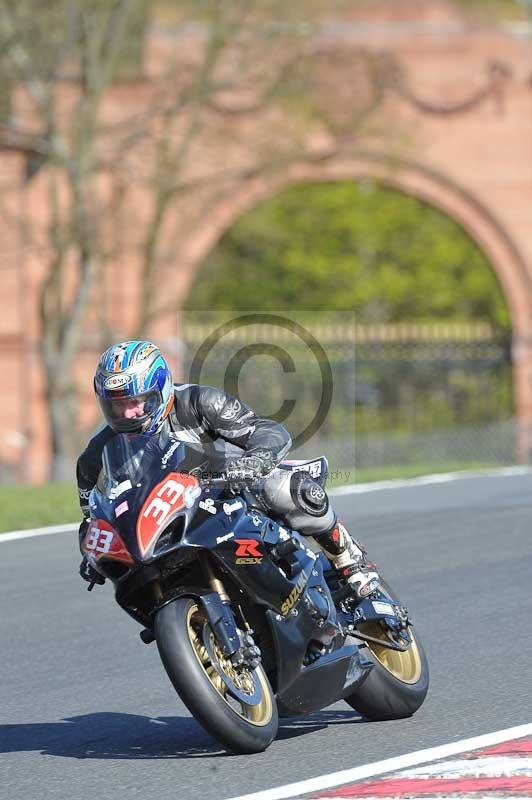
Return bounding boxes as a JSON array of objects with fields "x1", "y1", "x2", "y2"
[{"x1": 2, "y1": 0, "x2": 532, "y2": 481}]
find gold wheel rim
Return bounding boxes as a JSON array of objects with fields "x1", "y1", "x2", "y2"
[
  {"x1": 360, "y1": 622, "x2": 422, "y2": 684},
  {"x1": 186, "y1": 603, "x2": 273, "y2": 727}
]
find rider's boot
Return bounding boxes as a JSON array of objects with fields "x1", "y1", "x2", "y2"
[{"x1": 315, "y1": 519, "x2": 381, "y2": 600}]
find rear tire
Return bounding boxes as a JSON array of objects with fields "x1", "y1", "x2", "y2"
[
  {"x1": 154, "y1": 597, "x2": 278, "y2": 753},
  {"x1": 345, "y1": 583, "x2": 429, "y2": 720}
]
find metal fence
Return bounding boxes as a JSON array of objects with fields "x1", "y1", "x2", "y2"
[
  {"x1": 294, "y1": 420, "x2": 520, "y2": 475},
  {"x1": 182, "y1": 320, "x2": 517, "y2": 473}
]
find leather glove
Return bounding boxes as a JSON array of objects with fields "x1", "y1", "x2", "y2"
[
  {"x1": 225, "y1": 455, "x2": 267, "y2": 483},
  {"x1": 247, "y1": 449, "x2": 277, "y2": 475},
  {"x1": 79, "y1": 555, "x2": 105, "y2": 586}
]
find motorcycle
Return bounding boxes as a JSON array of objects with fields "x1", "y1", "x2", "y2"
[{"x1": 81, "y1": 429, "x2": 429, "y2": 753}]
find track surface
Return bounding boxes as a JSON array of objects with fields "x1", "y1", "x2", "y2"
[{"x1": 2, "y1": 472, "x2": 532, "y2": 800}]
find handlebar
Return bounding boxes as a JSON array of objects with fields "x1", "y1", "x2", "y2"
[
  {"x1": 201, "y1": 474, "x2": 258, "y2": 487},
  {"x1": 201, "y1": 476, "x2": 231, "y2": 486}
]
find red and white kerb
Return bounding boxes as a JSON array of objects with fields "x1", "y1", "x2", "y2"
[{"x1": 310, "y1": 737, "x2": 532, "y2": 800}]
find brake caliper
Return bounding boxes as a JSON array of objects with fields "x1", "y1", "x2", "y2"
[{"x1": 231, "y1": 629, "x2": 261, "y2": 670}]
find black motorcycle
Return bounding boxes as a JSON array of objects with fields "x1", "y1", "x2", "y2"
[{"x1": 82, "y1": 430, "x2": 429, "y2": 753}]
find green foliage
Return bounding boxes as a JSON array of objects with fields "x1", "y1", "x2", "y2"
[
  {"x1": 186, "y1": 181, "x2": 510, "y2": 330},
  {"x1": 453, "y1": 0, "x2": 525, "y2": 12}
]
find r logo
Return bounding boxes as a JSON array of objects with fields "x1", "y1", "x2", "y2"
[{"x1": 235, "y1": 539, "x2": 262, "y2": 558}]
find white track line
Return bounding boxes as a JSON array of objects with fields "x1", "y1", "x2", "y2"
[
  {"x1": 328, "y1": 465, "x2": 531, "y2": 496},
  {"x1": 1, "y1": 465, "x2": 530, "y2": 542},
  {"x1": 224, "y1": 723, "x2": 532, "y2": 800},
  {"x1": 0, "y1": 522, "x2": 77, "y2": 542}
]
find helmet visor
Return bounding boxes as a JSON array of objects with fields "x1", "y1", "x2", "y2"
[{"x1": 98, "y1": 389, "x2": 162, "y2": 433}]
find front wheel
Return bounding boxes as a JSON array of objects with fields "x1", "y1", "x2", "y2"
[
  {"x1": 344, "y1": 583, "x2": 429, "y2": 720},
  {"x1": 154, "y1": 597, "x2": 278, "y2": 753}
]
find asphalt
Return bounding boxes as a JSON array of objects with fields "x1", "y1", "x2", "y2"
[{"x1": 2, "y1": 471, "x2": 532, "y2": 800}]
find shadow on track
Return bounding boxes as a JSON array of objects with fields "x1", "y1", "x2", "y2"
[
  {"x1": 0, "y1": 713, "x2": 225, "y2": 759},
  {"x1": 0, "y1": 709, "x2": 365, "y2": 759},
  {"x1": 278, "y1": 708, "x2": 366, "y2": 741}
]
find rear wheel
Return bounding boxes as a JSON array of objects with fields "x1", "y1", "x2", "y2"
[
  {"x1": 345, "y1": 583, "x2": 429, "y2": 720},
  {"x1": 155, "y1": 597, "x2": 278, "y2": 753}
]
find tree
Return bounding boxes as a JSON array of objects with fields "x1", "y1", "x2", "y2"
[
  {"x1": 0, "y1": 0, "x2": 395, "y2": 479},
  {"x1": 0, "y1": 0, "x2": 149, "y2": 479},
  {"x1": 186, "y1": 180, "x2": 510, "y2": 329}
]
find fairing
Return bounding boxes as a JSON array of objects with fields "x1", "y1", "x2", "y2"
[{"x1": 81, "y1": 429, "x2": 381, "y2": 713}]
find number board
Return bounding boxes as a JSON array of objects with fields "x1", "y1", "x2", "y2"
[
  {"x1": 136, "y1": 472, "x2": 201, "y2": 556},
  {"x1": 83, "y1": 519, "x2": 134, "y2": 564}
]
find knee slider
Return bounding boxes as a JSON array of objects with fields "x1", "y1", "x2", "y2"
[{"x1": 289, "y1": 472, "x2": 329, "y2": 517}]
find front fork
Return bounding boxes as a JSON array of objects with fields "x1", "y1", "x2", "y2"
[
  {"x1": 143, "y1": 555, "x2": 261, "y2": 668},
  {"x1": 199, "y1": 553, "x2": 261, "y2": 669},
  {"x1": 200, "y1": 552, "x2": 230, "y2": 602}
]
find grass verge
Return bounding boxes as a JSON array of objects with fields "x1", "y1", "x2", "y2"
[
  {"x1": 0, "y1": 460, "x2": 511, "y2": 533},
  {"x1": 0, "y1": 482, "x2": 79, "y2": 533}
]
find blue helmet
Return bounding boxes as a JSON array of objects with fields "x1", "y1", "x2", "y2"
[{"x1": 94, "y1": 340, "x2": 174, "y2": 433}]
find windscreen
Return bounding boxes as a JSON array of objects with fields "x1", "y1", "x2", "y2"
[{"x1": 98, "y1": 430, "x2": 184, "y2": 495}]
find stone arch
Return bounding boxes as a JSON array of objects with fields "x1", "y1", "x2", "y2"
[{"x1": 179, "y1": 152, "x2": 532, "y2": 455}]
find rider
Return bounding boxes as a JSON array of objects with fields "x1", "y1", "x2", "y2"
[{"x1": 77, "y1": 340, "x2": 380, "y2": 599}]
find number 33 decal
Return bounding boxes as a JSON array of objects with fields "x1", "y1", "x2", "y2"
[{"x1": 86, "y1": 526, "x2": 113, "y2": 554}]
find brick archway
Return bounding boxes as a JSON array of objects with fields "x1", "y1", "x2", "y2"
[
  {"x1": 176, "y1": 153, "x2": 532, "y2": 456},
  {"x1": 5, "y1": 3, "x2": 532, "y2": 481},
  {"x1": 183, "y1": 153, "x2": 532, "y2": 330}
]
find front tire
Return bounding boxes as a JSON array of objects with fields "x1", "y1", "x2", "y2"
[
  {"x1": 345, "y1": 584, "x2": 429, "y2": 720},
  {"x1": 154, "y1": 597, "x2": 278, "y2": 753}
]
